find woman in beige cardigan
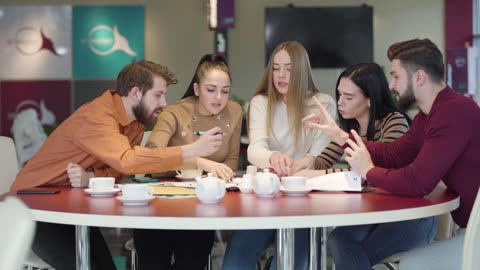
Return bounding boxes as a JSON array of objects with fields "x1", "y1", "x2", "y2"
[
  {"x1": 147, "y1": 54, "x2": 243, "y2": 180},
  {"x1": 133, "y1": 54, "x2": 242, "y2": 270}
]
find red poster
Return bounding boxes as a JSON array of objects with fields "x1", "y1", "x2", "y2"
[{"x1": 1, "y1": 80, "x2": 71, "y2": 137}]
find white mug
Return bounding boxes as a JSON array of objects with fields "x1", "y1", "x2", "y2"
[
  {"x1": 121, "y1": 184, "x2": 154, "y2": 199},
  {"x1": 88, "y1": 177, "x2": 115, "y2": 192},
  {"x1": 176, "y1": 169, "x2": 203, "y2": 178}
]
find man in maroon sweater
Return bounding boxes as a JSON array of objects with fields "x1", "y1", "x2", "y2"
[{"x1": 305, "y1": 39, "x2": 480, "y2": 269}]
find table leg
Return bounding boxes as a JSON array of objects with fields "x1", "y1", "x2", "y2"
[
  {"x1": 276, "y1": 228, "x2": 294, "y2": 270},
  {"x1": 75, "y1": 225, "x2": 90, "y2": 270},
  {"x1": 309, "y1": 227, "x2": 318, "y2": 270},
  {"x1": 321, "y1": 227, "x2": 328, "y2": 270}
]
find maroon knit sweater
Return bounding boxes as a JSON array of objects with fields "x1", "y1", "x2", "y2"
[{"x1": 365, "y1": 87, "x2": 480, "y2": 228}]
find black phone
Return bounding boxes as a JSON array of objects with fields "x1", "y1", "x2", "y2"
[
  {"x1": 17, "y1": 189, "x2": 61, "y2": 195},
  {"x1": 361, "y1": 187, "x2": 376, "y2": 193},
  {"x1": 226, "y1": 186, "x2": 240, "y2": 192},
  {"x1": 345, "y1": 187, "x2": 377, "y2": 193}
]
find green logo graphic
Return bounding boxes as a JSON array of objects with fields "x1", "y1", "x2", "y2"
[{"x1": 73, "y1": 6, "x2": 144, "y2": 78}]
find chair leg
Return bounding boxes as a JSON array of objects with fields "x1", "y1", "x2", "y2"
[
  {"x1": 131, "y1": 249, "x2": 137, "y2": 270},
  {"x1": 321, "y1": 227, "x2": 328, "y2": 270},
  {"x1": 207, "y1": 253, "x2": 212, "y2": 270},
  {"x1": 384, "y1": 262, "x2": 398, "y2": 270},
  {"x1": 215, "y1": 230, "x2": 226, "y2": 251}
]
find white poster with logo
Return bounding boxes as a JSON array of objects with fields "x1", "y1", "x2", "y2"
[{"x1": 0, "y1": 6, "x2": 72, "y2": 79}]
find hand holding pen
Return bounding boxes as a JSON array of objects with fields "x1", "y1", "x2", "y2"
[
  {"x1": 183, "y1": 127, "x2": 224, "y2": 158},
  {"x1": 194, "y1": 131, "x2": 226, "y2": 136}
]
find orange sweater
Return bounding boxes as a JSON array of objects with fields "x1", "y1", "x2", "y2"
[{"x1": 11, "y1": 90, "x2": 182, "y2": 191}]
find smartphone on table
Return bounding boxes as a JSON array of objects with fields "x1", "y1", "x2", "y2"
[{"x1": 17, "y1": 189, "x2": 60, "y2": 194}]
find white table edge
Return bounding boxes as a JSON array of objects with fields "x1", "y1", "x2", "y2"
[{"x1": 29, "y1": 197, "x2": 459, "y2": 229}]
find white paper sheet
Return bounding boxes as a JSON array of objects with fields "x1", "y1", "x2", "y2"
[
  {"x1": 306, "y1": 171, "x2": 362, "y2": 191},
  {"x1": 150, "y1": 181, "x2": 237, "y2": 189}
]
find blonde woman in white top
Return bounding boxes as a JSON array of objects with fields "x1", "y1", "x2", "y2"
[
  {"x1": 247, "y1": 42, "x2": 336, "y2": 176},
  {"x1": 223, "y1": 41, "x2": 336, "y2": 270}
]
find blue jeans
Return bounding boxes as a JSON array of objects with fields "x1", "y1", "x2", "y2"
[
  {"x1": 222, "y1": 228, "x2": 309, "y2": 270},
  {"x1": 328, "y1": 216, "x2": 438, "y2": 270}
]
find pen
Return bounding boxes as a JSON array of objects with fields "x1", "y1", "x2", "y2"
[{"x1": 194, "y1": 131, "x2": 226, "y2": 136}]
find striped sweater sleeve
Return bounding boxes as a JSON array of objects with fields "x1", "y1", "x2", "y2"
[
  {"x1": 376, "y1": 112, "x2": 409, "y2": 143},
  {"x1": 314, "y1": 141, "x2": 344, "y2": 170},
  {"x1": 314, "y1": 112, "x2": 408, "y2": 170}
]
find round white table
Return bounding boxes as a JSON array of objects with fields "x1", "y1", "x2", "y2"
[{"x1": 1, "y1": 185, "x2": 459, "y2": 270}]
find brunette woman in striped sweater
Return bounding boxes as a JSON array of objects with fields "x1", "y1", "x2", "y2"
[
  {"x1": 296, "y1": 62, "x2": 410, "y2": 178},
  {"x1": 298, "y1": 62, "x2": 438, "y2": 270}
]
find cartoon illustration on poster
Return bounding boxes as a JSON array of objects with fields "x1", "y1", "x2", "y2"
[{"x1": 1, "y1": 81, "x2": 71, "y2": 166}]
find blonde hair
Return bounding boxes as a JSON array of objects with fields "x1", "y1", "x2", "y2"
[{"x1": 251, "y1": 41, "x2": 320, "y2": 149}]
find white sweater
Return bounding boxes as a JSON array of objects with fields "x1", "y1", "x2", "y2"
[{"x1": 247, "y1": 93, "x2": 336, "y2": 169}]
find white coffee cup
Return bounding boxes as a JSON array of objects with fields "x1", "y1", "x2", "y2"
[
  {"x1": 176, "y1": 169, "x2": 203, "y2": 178},
  {"x1": 281, "y1": 176, "x2": 307, "y2": 191},
  {"x1": 88, "y1": 177, "x2": 115, "y2": 192},
  {"x1": 121, "y1": 184, "x2": 154, "y2": 199}
]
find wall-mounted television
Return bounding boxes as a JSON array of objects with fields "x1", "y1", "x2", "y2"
[{"x1": 265, "y1": 6, "x2": 373, "y2": 68}]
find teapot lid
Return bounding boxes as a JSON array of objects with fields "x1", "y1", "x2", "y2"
[
  {"x1": 201, "y1": 173, "x2": 221, "y2": 181},
  {"x1": 257, "y1": 168, "x2": 279, "y2": 179}
]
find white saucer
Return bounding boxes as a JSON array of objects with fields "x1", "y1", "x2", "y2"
[
  {"x1": 85, "y1": 188, "x2": 120, "y2": 197},
  {"x1": 175, "y1": 175, "x2": 200, "y2": 181},
  {"x1": 199, "y1": 198, "x2": 221, "y2": 204},
  {"x1": 116, "y1": 195, "x2": 155, "y2": 206},
  {"x1": 255, "y1": 193, "x2": 277, "y2": 198},
  {"x1": 280, "y1": 187, "x2": 312, "y2": 196}
]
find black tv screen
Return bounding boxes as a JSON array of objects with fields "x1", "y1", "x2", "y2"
[{"x1": 265, "y1": 6, "x2": 373, "y2": 68}]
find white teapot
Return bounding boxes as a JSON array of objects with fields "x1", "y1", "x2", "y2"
[
  {"x1": 195, "y1": 173, "x2": 226, "y2": 203},
  {"x1": 253, "y1": 169, "x2": 280, "y2": 197}
]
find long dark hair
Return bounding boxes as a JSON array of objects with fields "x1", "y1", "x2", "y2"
[
  {"x1": 182, "y1": 54, "x2": 231, "y2": 99},
  {"x1": 336, "y1": 62, "x2": 410, "y2": 141}
]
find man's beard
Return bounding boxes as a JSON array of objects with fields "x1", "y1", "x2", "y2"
[
  {"x1": 132, "y1": 99, "x2": 159, "y2": 127},
  {"x1": 397, "y1": 80, "x2": 416, "y2": 112}
]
